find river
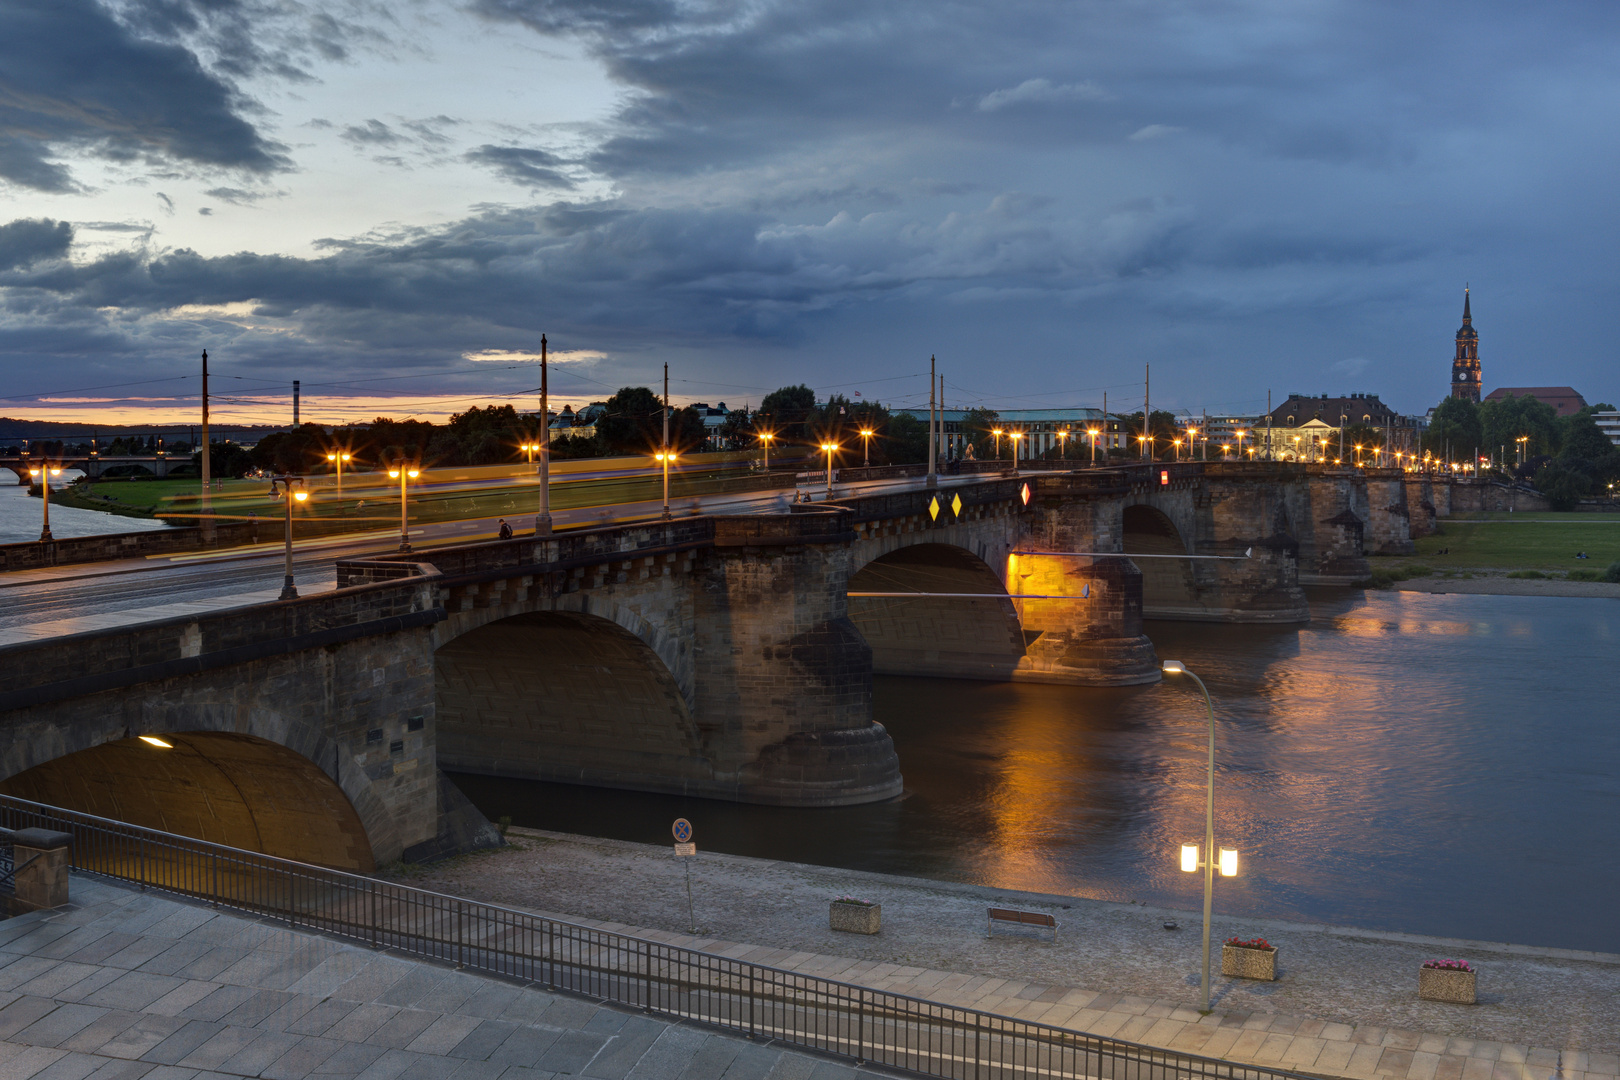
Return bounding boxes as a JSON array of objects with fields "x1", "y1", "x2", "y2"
[
  {"x1": 0, "y1": 470, "x2": 171, "y2": 544},
  {"x1": 454, "y1": 588, "x2": 1620, "y2": 954}
]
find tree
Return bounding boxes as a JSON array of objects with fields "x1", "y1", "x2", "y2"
[
  {"x1": 959, "y1": 408, "x2": 1001, "y2": 461},
  {"x1": 718, "y1": 406, "x2": 755, "y2": 450},
  {"x1": 436, "y1": 405, "x2": 526, "y2": 465},
  {"x1": 249, "y1": 424, "x2": 330, "y2": 474},
  {"x1": 595, "y1": 387, "x2": 666, "y2": 454},
  {"x1": 1120, "y1": 410, "x2": 1180, "y2": 458},
  {"x1": 1480, "y1": 394, "x2": 1560, "y2": 461},
  {"x1": 757, "y1": 384, "x2": 817, "y2": 446},
  {"x1": 885, "y1": 414, "x2": 930, "y2": 464},
  {"x1": 1422, "y1": 397, "x2": 1483, "y2": 459}
]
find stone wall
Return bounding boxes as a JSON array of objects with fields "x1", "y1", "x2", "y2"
[
  {"x1": 1449, "y1": 481, "x2": 1552, "y2": 513},
  {"x1": 0, "y1": 574, "x2": 444, "y2": 866},
  {"x1": 0, "y1": 520, "x2": 262, "y2": 573},
  {"x1": 1405, "y1": 478, "x2": 1438, "y2": 538},
  {"x1": 1363, "y1": 472, "x2": 1414, "y2": 554}
]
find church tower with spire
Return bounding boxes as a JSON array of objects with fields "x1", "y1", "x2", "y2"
[{"x1": 1451, "y1": 288, "x2": 1481, "y2": 402}]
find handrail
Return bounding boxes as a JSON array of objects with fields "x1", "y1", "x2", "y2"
[{"x1": 0, "y1": 793, "x2": 1311, "y2": 1080}]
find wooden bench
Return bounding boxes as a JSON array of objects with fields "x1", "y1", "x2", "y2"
[{"x1": 987, "y1": 907, "x2": 1058, "y2": 941}]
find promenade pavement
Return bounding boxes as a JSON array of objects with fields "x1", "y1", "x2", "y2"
[
  {"x1": 397, "y1": 829, "x2": 1620, "y2": 1080},
  {"x1": 0, "y1": 877, "x2": 866, "y2": 1080}
]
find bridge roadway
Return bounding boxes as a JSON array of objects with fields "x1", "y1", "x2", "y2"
[{"x1": 0, "y1": 471, "x2": 995, "y2": 646}]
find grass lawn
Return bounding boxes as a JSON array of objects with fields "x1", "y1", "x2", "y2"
[
  {"x1": 1374, "y1": 512, "x2": 1620, "y2": 574},
  {"x1": 53, "y1": 467, "x2": 780, "y2": 532}
]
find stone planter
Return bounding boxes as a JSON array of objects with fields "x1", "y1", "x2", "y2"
[
  {"x1": 829, "y1": 901, "x2": 881, "y2": 934},
  {"x1": 1221, "y1": 944, "x2": 1277, "y2": 981},
  {"x1": 1419, "y1": 966, "x2": 1476, "y2": 1004}
]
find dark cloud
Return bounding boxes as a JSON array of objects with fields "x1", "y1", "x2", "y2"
[
  {"x1": 0, "y1": 219, "x2": 72, "y2": 271},
  {"x1": 464, "y1": 146, "x2": 575, "y2": 189},
  {"x1": 0, "y1": 0, "x2": 288, "y2": 191},
  {"x1": 340, "y1": 120, "x2": 401, "y2": 147}
]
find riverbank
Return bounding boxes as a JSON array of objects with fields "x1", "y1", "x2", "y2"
[
  {"x1": 1396, "y1": 575, "x2": 1620, "y2": 598},
  {"x1": 387, "y1": 827, "x2": 1620, "y2": 1070}
]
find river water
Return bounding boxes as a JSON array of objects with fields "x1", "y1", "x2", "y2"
[
  {"x1": 0, "y1": 470, "x2": 171, "y2": 544},
  {"x1": 455, "y1": 588, "x2": 1620, "y2": 954}
]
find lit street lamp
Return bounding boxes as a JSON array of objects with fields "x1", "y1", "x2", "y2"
[
  {"x1": 992, "y1": 428, "x2": 1004, "y2": 462},
  {"x1": 325, "y1": 451, "x2": 351, "y2": 514},
  {"x1": 655, "y1": 449, "x2": 677, "y2": 519},
  {"x1": 1008, "y1": 431, "x2": 1023, "y2": 475},
  {"x1": 1172, "y1": 437, "x2": 1182, "y2": 462},
  {"x1": 821, "y1": 441, "x2": 838, "y2": 495},
  {"x1": 1186, "y1": 426, "x2": 1200, "y2": 461},
  {"x1": 387, "y1": 465, "x2": 420, "y2": 552},
  {"x1": 1057, "y1": 428, "x2": 1070, "y2": 460},
  {"x1": 268, "y1": 476, "x2": 309, "y2": 599},
  {"x1": 1234, "y1": 430, "x2": 1247, "y2": 459},
  {"x1": 1163, "y1": 659, "x2": 1239, "y2": 1014},
  {"x1": 758, "y1": 431, "x2": 775, "y2": 471},
  {"x1": 860, "y1": 427, "x2": 875, "y2": 467},
  {"x1": 29, "y1": 465, "x2": 61, "y2": 542},
  {"x1": 1088, "y1": 427, "x2": 1100, "y2": 465}
]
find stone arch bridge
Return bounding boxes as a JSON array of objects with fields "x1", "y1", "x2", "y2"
[{"x1": 0, "y1": 463, "x2": 1429, "y2": 869}]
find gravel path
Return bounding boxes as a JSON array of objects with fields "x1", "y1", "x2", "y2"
[
  {"x1": 387, "y1": 828, "x2": 1620, "y2": 1057},
  {"x1": 1396, "y1": 577, "x2": 1620, "y2": 598}
]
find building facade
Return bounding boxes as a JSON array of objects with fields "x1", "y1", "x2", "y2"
[{"x1": 1452, "y1": 289, "x2": 1481, "y2": 403}]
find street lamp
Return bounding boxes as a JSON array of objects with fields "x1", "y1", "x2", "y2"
[
  {"x1": 1057, "y1": 428, "x2": 1070, "y2": 461},
  {"x1": 520, "y1": 440, "x2": 539, "y2": 463},
  {"x1": 1353, "y1": 443, "x2": 1363, "y2": 468},
  {"x1": 1172, "y1": 437, "x2": 1182, "y2": 462},
  {"x1": 820, "y1": 441, "x2": 838, "y2": 495},
  {"x1": 1186, "y1": 426, "x2": 1200, "y2": 461},
  {"x1": 860, "y1": 427, "x2": 874, "y2": 468},
  {"x1": 655, "y1": 449, "x2": 677, "y2": 519},
  {"x1": 387, "y1": 465, "x2": 420, "y2": 552},
  {"x1": 1163, "y1": 659, "x2": 1238, "y2": 1014},
  {"x1": 1008, "y1": 431, "x2": 1023, "y2": 475},
  {"x1": 758, "y1": 430, "x2": 775, "y2": 471},
  {"x1": 1087, "y1": 428, "x2": 1100, "y2": 465},
  {"x1": 992, "y1": 428, "x2": 1004, "y2": 461},
  {"x1": 325, "y1": 451, "x2": 351, "y2": 514},
  {"x1": 1234, "y1": 430, "x2": 1247, "y2": 459},
  {"x1": 268, "y1": 476, "x2": 309, "y2": 599},
  {"x1": 28, "y1": 465, "x2": 61, "y2": 542}
]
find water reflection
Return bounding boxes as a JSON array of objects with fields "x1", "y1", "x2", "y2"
[{"x1": 454, "y1": 589, "x2": 1620, "y2": 953}]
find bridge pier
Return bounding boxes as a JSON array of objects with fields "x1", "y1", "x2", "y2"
[
  {"x1": 1296, "y1": 470, "x2": 1373, "y2": 585},
  {"x1": 1364, "y1": 471, "x2": 1415, "y2": 554}
]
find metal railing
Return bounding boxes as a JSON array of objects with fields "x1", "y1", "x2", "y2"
[{"x1": 0, "y1": 793, "x2": 1309, "y2": 1080}]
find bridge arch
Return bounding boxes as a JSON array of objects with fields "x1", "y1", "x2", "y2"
[
  {"x1": 0, "y1": 732, "x2": 375, "y2": 870},
  {"x1": 434, "y1": 610, "x2": 712, "y2": 793},
  {"x1": 1122, "y1": 503, "x2": 1199, "y2": 616},
  {"x1": 845, "y1": 543, "x2": 1027, "y2": 681}
]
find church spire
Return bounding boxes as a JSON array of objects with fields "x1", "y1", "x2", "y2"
[{"x1": 1451, "y1": 286, "x2": 1480, "y2": 403}]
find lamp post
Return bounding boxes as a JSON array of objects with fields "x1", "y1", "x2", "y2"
[
  {"x1": 29, "y1": 465, "x2": 61, "y2": 542},
  {"x1": 387, "y1": 465, "x2": 419, "y2": 552},
  {"x1": 758, "y1": 431, "x2": 774, "y2": 471},
  {"x1": 1163, "y1": 659, "x2": 1238, "y2": 1014},
  {"x1": 1186, "y1": 426, "x2": 1199, "y2": 461},
  {"x1": 1353, "y1": 444, "x2": 1362, "y2": 468},
  {"x1": 821, "y1": 441, "x2": 838, "y2": 495},
  {"x1": 268, "y1": 476, "x2": 309, "y2": 599},
  {"x1": 325, "y1": 451, "x2": 351, "y2": 514},
  {"x1": 1057, "y1": 428, "x2": 1069, "y2": 461},
  {"x1": 1172, "y1": 437, "x2": 1182, "y2": 462},
  {"x1": 1008, "y1": 432, "x2": 1022, "y2": 475},
  {"x1": 992, "y1": 428, "x2": 1004, "y2": 462},
  {"x1": 656, "y1": 449, "x2": 676, "y2": 519},
  {"x1": 1088, "y1": 427, "x2": 1100, "y2": 465},
  {"x1": 1234, "y1": 430, "x2": 1246, "y2": 459},
  {"x1": 860, "y1": 427, "x2": 874, "y2": 468}
]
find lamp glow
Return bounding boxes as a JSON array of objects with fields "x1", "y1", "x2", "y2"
[
  {"x1": 1162, "y1": 660, "x2": 1185, "y2": 674},
  {"x1": 1219, "y1": 847, "x2": 1239, "y2": 877},
  {"x1": 293, "y1": 490, "x2": 309, "y2": 503},
  {"x1": 138, "y1": 735, "x2": 173, "y2": 749},
  {"x1": 1181, "y1": 844, "x2": 1199, "y2": 873}
]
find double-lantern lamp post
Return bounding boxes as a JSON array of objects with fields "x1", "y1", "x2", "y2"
[
  {"x1": 387, "y1": 465, "x2": 419, "y2": 552},
  {"x1": 268, "y1": 476, "x2": 309, "y2": 600},
  {"x1": 1163, "y1": 659, "x2": 1240, "y2": 1014},
  {"x1": 326, "y1": 451, "x2": 351, "y2": 513},
  {"x1": 655, "y1": 449, "x2": 677, "y2": 519},
  {"x1": 757, "y1": 431, "x2": 774, "y2": 471},
  {"x1": 821, "y1": 441, "x2": 838, "y2": 494},
  {"x1": 29, "y1": 465, "x2": 61, "y2": 542},
  {"x1": 860, "y1": 427, "x2": 874, "y2": 467}
]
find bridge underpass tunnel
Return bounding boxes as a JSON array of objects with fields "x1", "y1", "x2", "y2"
[
  {"x1": 435, "y1": 611, "x2": 714, "y2": 794},
  {"x1": 846, "y1": 544, "x2": 1026, "y2": 681},
  {"x1": 0, "y1": 732, "x2": 375, "y2": 871},
  {"x1": 1122, "y1": 504, "x2": 1200, "y2": 617}
]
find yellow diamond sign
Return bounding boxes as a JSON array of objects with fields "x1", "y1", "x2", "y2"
[
  {"x1": 951, "y1": 493, "x2": 963, "y2": 516},
  {"x1": 1020, "y1": 482, "x2": 1031, "y2": 505},
  {"x1": 928, "y1": 496, "x2": 940, "y2": 521}
]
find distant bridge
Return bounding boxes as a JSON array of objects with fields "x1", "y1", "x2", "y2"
[{"x1": 0, "y1": 463, "x2": 1537, "y2": 871}]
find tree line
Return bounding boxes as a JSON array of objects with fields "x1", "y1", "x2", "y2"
[{"x1": 1426, "y1": 394, "x2": 1619, "y2": 508}]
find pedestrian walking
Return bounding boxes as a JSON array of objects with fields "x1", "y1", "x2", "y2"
[{"x1": 498, "y1": 518, "x2": 512, "y2": 540}]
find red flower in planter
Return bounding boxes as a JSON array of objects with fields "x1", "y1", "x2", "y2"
[{"x1": 1225, "y1": 937, "x2": 1272, "y2": 950}]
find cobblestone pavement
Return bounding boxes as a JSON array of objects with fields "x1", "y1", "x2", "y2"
[
  {"x1": 0, "y1": 877, "x2": 867, "y2": 1080},
  {"x1": 390, "y1": 829, "x2": 1620, "y2": 1080}
]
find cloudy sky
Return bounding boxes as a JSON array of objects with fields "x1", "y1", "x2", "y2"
[{"x1": 1, "y1": 0, "x2": 1617, "y2": 427}]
